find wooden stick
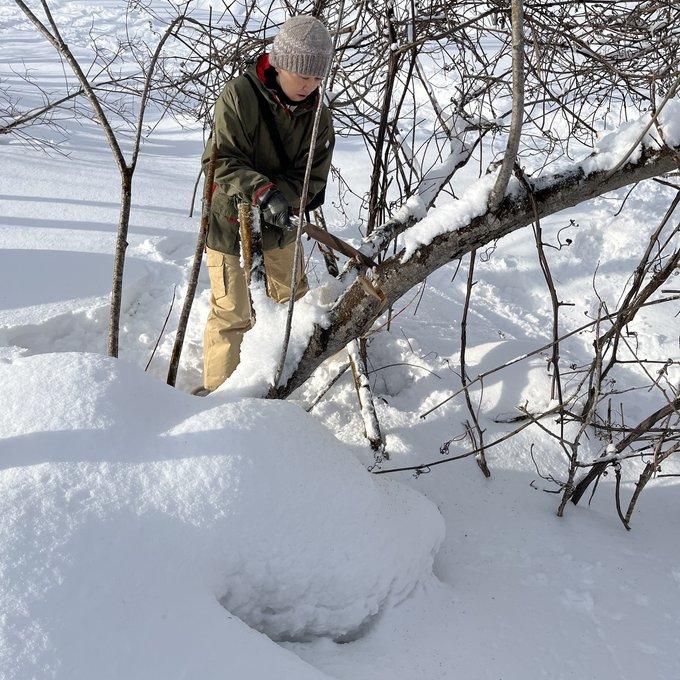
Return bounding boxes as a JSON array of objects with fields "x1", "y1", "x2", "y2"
[
  {"x1": 166, "y1": 138, "x2": 215, "y2": 387},
  {"x1": 237, "y1": 202, "x2": 267, "y2": 323},
  {"x1": 347, "y1": 338, "x2": 387, "y2": 457}
]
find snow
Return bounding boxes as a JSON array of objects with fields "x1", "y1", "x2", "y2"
[
  {"x1": 582, "y1": 96, "x2": 680, "y2": 174},
  {"x1": 390, "y1": 193, "x2": 428, "y2": 224},
  {"x1": 346, "y1": 339, "x2": 382, "y2": 444},
  {"x1": 0, "y1": 352, "x2": 444, "y2": 678},
  {"x1": 416, "y1": 115, "x2": 472, "y2": 208},
  {"x1": 215, "y1": 209, "x2": 343, "y2": 398},
  {"x1": 398, "y1": 171, "x2": 499, "y2": 261},
  {"x1": 219, "y1": 276, "x2": 343, "y2": 398},
  {"x1": 2, "y1": 3, "x2": 680, "y2": 679},
  {"x1": 393, "y1": 97, "x2": 680, "y2": 263}
]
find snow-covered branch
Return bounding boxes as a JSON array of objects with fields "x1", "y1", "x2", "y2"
[{"x1": 275, "y1": 134, "x2": 680, "y2": 398}]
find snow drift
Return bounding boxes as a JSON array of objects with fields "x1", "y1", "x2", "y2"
[{"x1": 0, "y1": 352, "x2": 444, "y2": 679}]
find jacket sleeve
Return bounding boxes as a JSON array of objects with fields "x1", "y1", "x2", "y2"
[
  {"x1": 202, "y1": 82, "x2": 273, "y2": 203},
  {"x1": 273, "y1": 107, "x2": 335, "y2": 211}
]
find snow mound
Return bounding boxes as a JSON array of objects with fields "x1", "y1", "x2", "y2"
[{"x1": 0, "y1": 353, "x2": 443, "y2": 679}]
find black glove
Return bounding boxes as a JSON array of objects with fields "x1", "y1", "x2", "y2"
[{"x1": 256, "y1": 186, "x2": 294, "y2": 232}]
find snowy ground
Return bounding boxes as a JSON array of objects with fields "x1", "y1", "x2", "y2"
[{"x1": 2, "y1": 3, "x2": 680, "y2": 679}]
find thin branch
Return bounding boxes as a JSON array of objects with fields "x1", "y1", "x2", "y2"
[{"x1": 489, "y1": 0, "x2": 525, "y2": 211}]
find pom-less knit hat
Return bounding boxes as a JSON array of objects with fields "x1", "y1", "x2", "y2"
[{"x1": 269, "y1": 15, "x2": 333, "y2": 79}]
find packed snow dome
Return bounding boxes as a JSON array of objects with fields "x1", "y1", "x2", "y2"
[{"x1": 0, "y1": 353, "x2": 444, "y2": 679}]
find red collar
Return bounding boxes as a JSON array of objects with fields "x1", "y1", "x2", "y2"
[{"x1": 255, "y1": 53, "x2": 271, "y2": 84}]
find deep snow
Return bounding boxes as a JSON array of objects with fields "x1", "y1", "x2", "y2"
[
  {"x1": 2, "y1": 2, "x2": 680, "y2": 679},
  {"x1": 0, "y1": 352, "x2": 443, "y2": 679}
]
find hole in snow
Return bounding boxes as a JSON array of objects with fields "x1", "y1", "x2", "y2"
[{"x1": 217, "y1": 593, "x2": 382, "y2": 644}]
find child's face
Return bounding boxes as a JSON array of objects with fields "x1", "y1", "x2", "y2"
[{"x1": 275, "y1": 68, "x2": 323, "y2": 102}]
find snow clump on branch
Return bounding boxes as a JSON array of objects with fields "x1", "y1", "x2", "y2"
[{"x1": 395, "y1": 97, "x2": 680, "y2": 263}]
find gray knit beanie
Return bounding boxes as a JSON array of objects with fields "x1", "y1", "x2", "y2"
[{"x1": 269, "y1": 16, "x2": 333, "y2": 79}]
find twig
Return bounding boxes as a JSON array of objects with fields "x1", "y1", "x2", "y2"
[
  {"x1": 145, "y1": 286, "x2": 176, "y2": 372},
  {"x1": 613, "y1": 462, "x2": 630, "y2": 530},
  {"x1": 306, "y1": 361, "x2": 351, "y2": 412},
  {"x1": 348, "y1": 338, "x2": 386, "y2": 455},
  {"x1": 419, "y1": 295, "x2": 680, "y2": 420},
  {"x1": 604, "y1": 73, "x2": 680, "y2": 179},
  {"x1": 374, "y1": 405, "x2": 562, "y2": 475},
  {"x1": 460, "y1": 251, "x2": 490, "y2": 477},
  {"x1": 272, "y1": 1, "x2": 346, "y2": 391},
  {"x1": 571, "y1": 395, "x2": 680, "y2": 505},
  {"x1": 167, "y1": 130, "x2": 216, "y2": 386}
]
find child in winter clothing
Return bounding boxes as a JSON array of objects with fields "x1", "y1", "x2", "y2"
[{"x1": 201, "y1": 15, "x2": 335, "y2": 391}]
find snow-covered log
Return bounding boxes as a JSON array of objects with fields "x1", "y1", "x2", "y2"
[{"x1": 275, "y1": 141, "x2": 680, "y2": 398}]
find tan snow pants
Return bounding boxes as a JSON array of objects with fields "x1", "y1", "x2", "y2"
[{"x1": 202, "y1": 242, "x2": 309, "y2": 391}]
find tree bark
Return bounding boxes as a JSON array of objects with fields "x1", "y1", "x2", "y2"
[
  {"x1": 108, "y1": 169, "x2": 133, "y2": 357},
  {"x1": 571, "y1": 396, "x2": 680, "y2": 505},
  {"x1": 489, "y1": 0, "x2": 524, "y2": 211},
  {"x1": 347, "y1": 338, "x2": 386, "y2": 454},
  {"x1": 366, "y1": 8, "x2": 399, "y2": 235},
  {"x1": 166, "y1": 142, "x2": 216, "y2": 387}
]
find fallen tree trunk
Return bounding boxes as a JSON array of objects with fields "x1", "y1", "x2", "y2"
[{"x1": 273, "y1": 143, "x2": 680, "y2": 399}]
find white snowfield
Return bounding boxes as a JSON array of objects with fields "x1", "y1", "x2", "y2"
[
  {"x1": 3, "y1": 2, "x2": 680, "y2": 679},
  {"x1": 0, "y1": 352, "x2": 444, "y2": 679}
]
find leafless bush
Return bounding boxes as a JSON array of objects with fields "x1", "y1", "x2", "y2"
[{"x1": 5, "y1": 0, "x2": 679, "y2": 525}]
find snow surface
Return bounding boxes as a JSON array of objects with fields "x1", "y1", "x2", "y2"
[
  {"x1": 2, "y1": 3, "x2": 680, "y2": 679},
  {"x1": 582, "y1": 96, "x2": 680, "y2": 174},
  {"x1": 0, "y1": 352, "x2": 443, "y2": 678},
  {"x1": 219, "y1": 276, "x2": 343, "y2": 398},
  {"x1": 398, "y1": 170, "x2": 499, "y2": 261}
]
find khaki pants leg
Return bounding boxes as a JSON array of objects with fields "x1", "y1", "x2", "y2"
[
  {"x1": 202, "y1": 241, "x2": 308, "y2": 390},
  {"x1": 203, "y1": 247, "x2": 252, "y2": 391},
  {"x1": 263, "y1": 242, "x2": 309, "y2": 303}
]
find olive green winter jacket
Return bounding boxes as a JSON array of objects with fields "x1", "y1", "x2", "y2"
[{"x1": 202, "y1": 55, "x2": 335, "y2": 255}]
